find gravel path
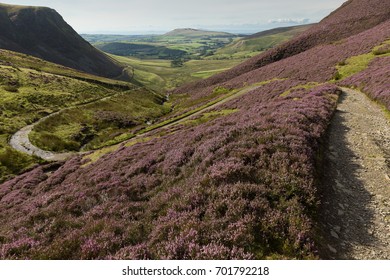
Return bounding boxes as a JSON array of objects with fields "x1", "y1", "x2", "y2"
[
  {"x1": 319, "y1": 87, "x2": 390, "y2": 259},
  {"x1": 9, "y1": 113, "x2": 74, "y2": 162},
  {"x1": 9, "y1": 91, "x2": 129, "y2": 161}
]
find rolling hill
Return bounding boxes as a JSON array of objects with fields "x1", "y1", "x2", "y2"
[
  {"x1": 0, "y1": 3, "x2": 124, "y2": 79},
  {"x1": 164, "y1": 28, "x2": 233, "y2": 37},
  {"x1": 210, "y1": 24, "x2": 314, "y2": 59},
  {"x1": 0, "y1": 0, "x2": 389, "y2": 260}
]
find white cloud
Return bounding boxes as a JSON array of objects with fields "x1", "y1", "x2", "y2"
[{"x1": 268, "y1": 18, "x2": 310, "y2": 24}]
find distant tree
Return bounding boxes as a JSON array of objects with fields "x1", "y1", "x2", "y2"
[{"x1": 171, "y1": 58, "x2": 184, "y2": 67}]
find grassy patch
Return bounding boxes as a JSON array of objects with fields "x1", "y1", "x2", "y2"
[
  {"x1": 0, "y1": 51, "x2": 135, "y2": 180},
  {"x1": 280, "y1": 82, "x2": 321, "y2": 97},
  {"x1": 181, "y1": 109, "x2": 239, "y2": 126},
  {"x1": 30, "y1": 89, "x2": 171, "y2": 152},
  {"x1": 333, "y1": 39, "x2": 390, "y2": 81}
]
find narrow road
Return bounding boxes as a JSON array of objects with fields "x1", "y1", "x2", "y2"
[
  {"x1": 10, "y1": 122, "x2": 73, "y2": 161},
  {"x1": 9, "y1": 91, "x2": 129, "y2": 161},
  {"x1": 319, "y1": 87, "x2": 390, "y2": 259},
  {"x1": 10, "y1": 84, "x2": 262, "y2": 161}
]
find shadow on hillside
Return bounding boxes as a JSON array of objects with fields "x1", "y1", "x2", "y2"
[{"x1": 317, "y1": 92, "x2": 376, "y2": 260}]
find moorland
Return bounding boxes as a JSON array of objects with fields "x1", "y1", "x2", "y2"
[{"x1": 0, "y1": 0, "x2": 389, "y2": 260}]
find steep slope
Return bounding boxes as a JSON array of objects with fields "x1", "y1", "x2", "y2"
[
  {"x1": 246, "y1": 25, "x2": 314, "y2": 40},
  {"x1": 0, "y1": 3, "x2": 124, "y2": 79},
  {"x1": 175, "y1": 0, "x2": 390, "y2": 95},
  {"x1": 0, "y1": 0, "x2": 389, "y2": 260}
]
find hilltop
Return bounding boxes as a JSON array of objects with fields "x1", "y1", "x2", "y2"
[
  {"x1": 0, "y1": 0, "x2": 389, "y2": 260},
  {"x1": 0, "y1": 3, "x2": 124, "y2": 79},
  {"x1": 164, "y1": 28, "x2": 233, "y2": 37}
]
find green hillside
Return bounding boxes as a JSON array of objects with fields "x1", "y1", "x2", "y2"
[
  {"x1": 0, "y1": 49, "x2": 167, "y2": 182},
  {"x1": 210, "y1": 24, "x2": 314, "y2": 59}
]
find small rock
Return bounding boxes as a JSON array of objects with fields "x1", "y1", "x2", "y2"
[
  {"x1": 331, "y1": 230, "x2": 339, "y2": 239},
  {"x1": 338, "y1": 210, "x2": 345, "y2": 216},
  {"x1": 328, "y1": 245, "x2": 337, "y2": 254},
  {"x1": 334, "y1": 226, "x2": 341, "y2": 233}
]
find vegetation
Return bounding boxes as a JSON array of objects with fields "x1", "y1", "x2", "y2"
[
  {"x1": 96, "y1": 42, "x2": 188, "y2": 60},
  {"x1": 112, "y1": 55, "x2": 244, "y2": 91},
  {"x1": 30, "y1": 89, "x2": 171, "y2": 152},
  {"x1": 0, "y1": 50, "x2": 160, "y2": 182},
  {"x1": 209, "y1": 24, "x2": 313, "y2": 59},
  {"x1": 334, "y1": 39, "x2": 390, "y2": 81},
  {"x1": 1, "y1": 0, "x2": 390, "y2": 260},
  {"x1": 89, "y1": 28, "x2": 239, "y2": 62}
]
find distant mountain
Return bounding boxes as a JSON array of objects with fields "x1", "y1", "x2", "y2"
[
  {"x1": 164, "y1": 28, "x2": 233, "y2": 37},
  {"x1": 212, "y1": 24, "x2": 314, "y2": 58},
  {"x1": 0, "y1": 3, "x2": 124, "y2": 79}
]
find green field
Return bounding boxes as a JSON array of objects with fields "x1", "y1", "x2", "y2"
[
  {"x1": 113, "y1": 55, "x2": 245, "y2": 91},
  {"x1": 88, "y1": 29, "x2": 239, "y2": 61}
]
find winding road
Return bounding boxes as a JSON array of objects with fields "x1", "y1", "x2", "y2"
[{"x1": 9, "y1": 83, "x2": 263, "y2": 161}]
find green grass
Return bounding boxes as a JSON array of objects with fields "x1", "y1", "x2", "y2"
[
  {"x1": 88, "y1": 30, "x2": 239, "y2": 62},
  {"x1": 280, "y1": 82, "x2": 322, "y2": 97},
  {"x1": 114, "y1": 55, "x2": 245, "y2": 91},
  {"x1": 181, "y1": 109, "x2": 239, "y2": 126},
  {"x1": 209, "y1": 25, "x2": 312, "y2": 59},
  {"x1": 333, "y1": 39, "x2": 390, "y2": 81},
  {"x1": 0, "y1": 50, "x2": 146, "y2": 182},
  {"x1": 30, "y1": 89, "x2": 171, "y2": 152}
]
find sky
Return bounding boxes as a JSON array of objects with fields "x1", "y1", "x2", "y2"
[{"x1": 2, "y1": 0, "x2": 347, "y2": 34}]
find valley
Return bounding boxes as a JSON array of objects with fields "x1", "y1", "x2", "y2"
[{"x1": 0, "y1": 0, "x2": 389, "y2": 260}]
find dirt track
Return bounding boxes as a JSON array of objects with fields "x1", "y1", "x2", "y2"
[{"x1": 319, "y1": 87, "x2": 390, "y2": 259}]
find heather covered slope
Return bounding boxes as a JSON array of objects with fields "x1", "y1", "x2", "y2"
[
  {"x1": 0, "y1": 3, "x2": 124, "y2": 79},
  {"x1": 175, "y1": 0, "x2": 390, "y2": 95},
  {"x1": 0, "y1": 0, "x2": 389, "y2": 260}
]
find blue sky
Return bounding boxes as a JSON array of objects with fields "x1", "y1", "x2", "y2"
[{"x1": 2, "y1": 0, "x2": 347, "y2": 34}]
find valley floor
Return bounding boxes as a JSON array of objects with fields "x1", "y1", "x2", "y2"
[{"x1": 319, "y1": 88, "x2": 390, "y2": 259}]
